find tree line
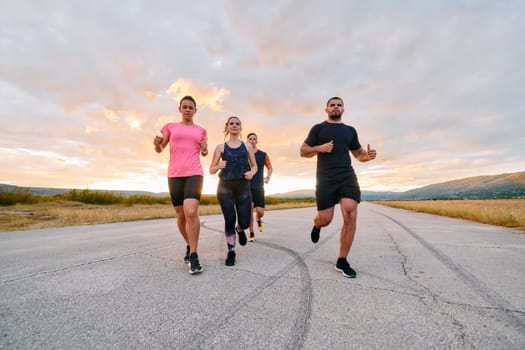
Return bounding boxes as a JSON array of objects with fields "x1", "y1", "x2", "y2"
[{"x1": 0, "y1": 188, "x2": 314, "y2": 206}]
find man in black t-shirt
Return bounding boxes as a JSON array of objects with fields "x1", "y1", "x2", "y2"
[{"x1": 300, "y1": 96, "x2": 377, "y2": 278}]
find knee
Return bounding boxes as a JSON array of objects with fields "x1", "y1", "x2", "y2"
[
  {"x1": 184, "y1": 208, "x2": 199, "y2": 220},
  {"x1": 317, "y1": 215, "x2": 332, "y2": 227},
  {"x1": 176, "y1": 216, "x2": 186, "y2": 226},
  {"x1": 342, "y1": 209, "x2": 357, "y2": 224}
]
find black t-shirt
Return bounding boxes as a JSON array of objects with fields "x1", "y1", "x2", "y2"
[{"x1": 304, "y1": 121, "x2": 361, "y2": 179}]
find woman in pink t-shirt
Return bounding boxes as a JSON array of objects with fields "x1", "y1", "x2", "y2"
[{"x1": 153, "y1": 95, "x2": 208, "y2": 275}]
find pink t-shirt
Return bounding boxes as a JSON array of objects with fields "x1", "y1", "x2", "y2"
[{"x1": 161, "y1": 122, "x2": 207, "y2": 177}]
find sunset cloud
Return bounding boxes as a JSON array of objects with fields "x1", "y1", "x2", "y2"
[
  {"x1": 166, "y1": 79, "x2": 230, "y2": 112},
  {"x1": 0, "y1": 1, "x2": 523, "y2": 194}
]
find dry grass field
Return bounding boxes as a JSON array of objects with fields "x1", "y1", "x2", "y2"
[
  {"x1": 0, "y1": 201, "x2": 316, "y2": 232},
  {"x1": 373, "y1": 199, "x2": 525, "y2": 231},
  {"x1": 2, "y1": 199, "x2": 524, "y2": 233}
]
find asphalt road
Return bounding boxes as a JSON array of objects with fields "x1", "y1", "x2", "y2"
[{"x1": 1, "y1": 203, "x2": 524, "y2": 349}]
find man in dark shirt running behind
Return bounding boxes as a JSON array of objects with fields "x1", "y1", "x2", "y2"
[{"x1": 246, "y1": 132, "x2": 273, "y2": 241}]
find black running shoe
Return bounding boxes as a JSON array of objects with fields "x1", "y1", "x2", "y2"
[
  {"x1": 236, "y1": 227, "x2": 247, "y2": 246},
  {"x1": 248, "y1": 232, "x2": 255, "y2": 242},
  {"x1": 183, "y1": 245, "x2": 190, "y2": 265},
  {"x1": 189, "y1": 252, "x2": 203, "y2": 274},
  {"x1": 311, "y1": 226, "x2": 320, "y2": 243},
  {"x1": 257, "y1": 219, "x2": 263, "y2": 232},
  {"x1": 225, "y1": 251, "x2": 236, "y2": 266},
  {"x1": 335, "y1": 258, "x2": 356, "y2": 278}
]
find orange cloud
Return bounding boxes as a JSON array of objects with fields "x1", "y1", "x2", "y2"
[
  {"x1": 125, "y1": 113, "x2": 144, "y2": 130},
  {"x1": 101, "y1": 108, "x2": 145, "y2": 130},
  {"x1": 166, "y1": 79, "x2": 230, "y2": 112},
  {"x1": 104, "y1": 108, "x2": 119, "y2": 121}
]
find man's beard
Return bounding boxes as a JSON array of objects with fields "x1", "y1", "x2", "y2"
[{"x1": 328, "y1": 113, "x2": 342, "y2": 121}]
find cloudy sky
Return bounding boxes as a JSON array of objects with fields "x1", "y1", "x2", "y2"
[{"x1": 1, "y1": 1, "x2": 524, "y2": 195}]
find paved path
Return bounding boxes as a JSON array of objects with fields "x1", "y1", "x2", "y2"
[{"x1": 1, "y1": 203, "x2": 524, "y2": 349}]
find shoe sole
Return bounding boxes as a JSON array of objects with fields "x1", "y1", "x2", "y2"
[
  {"x1": 189, "y1": 267, "x2": 203, "y2": 274},
  {"x1": 334, "y1": 266, "x2": 356, "y2": 278}
]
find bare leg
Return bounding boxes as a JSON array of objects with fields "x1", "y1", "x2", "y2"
[
  {"x1": 249, "y1": 202, "x2": 255, "y2": 233},
  {"x1": 255, "y1": 207, "x2": 264, "y2": 221},
  {"x1": 314, "y1": 207, "x2": 335, "y2": 228},
  {"x1": 255, "y1": 206, "x2": 265, "y2": 232},
  {"x1": 310, "y1": 206, "x2": 335, "y2": 243},
  {"x1": 174, "y1": 205, "x2": 189, "y2": 244},
  {"x1": 338, "y1": 198, "x2": 358, "y2": 258},
  {"x1": 183, "y1": 198, "x2": 200, "y2": 253}
]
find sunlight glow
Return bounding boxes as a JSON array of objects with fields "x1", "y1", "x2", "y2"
[
  {"x1": 125, "y1": 114, "x2": 143, "y2": 130},
  {"x1": 166, "y1": 78, "x2": 230, "y2": 112},
  {"x1": 88, "y1": 174, "x2": 315, "y2": 197}
]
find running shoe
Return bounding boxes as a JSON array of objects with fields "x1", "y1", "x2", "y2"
[
  {"x1": 311, "y1": 226, "x2": 320, "y2": 243},
  {"x1": 335, "y1": 258, "x2": 356, "y2": 278},
  {"x1": 225, "y1": 251, "x2": 236, "y2": 266},
  {"x1": 188, "y1": 252, "x2": 203, "y2": 274},
  {"x1": 257, "y1": 219, "x2": 263, "y2": 232},
  {"x1": 248, "y1": 231, "x2": 255, "y2": 242},
  {"x1": 236, "y1": 227, "x2": 247, "y2": 246},
  {"x1": 183, "y1": 245, "x2": 190, "y2": 265}
]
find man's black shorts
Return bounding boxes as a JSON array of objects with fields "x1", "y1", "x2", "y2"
[
  {"x1": 250, "y1": 188, "x2": 265, "y2": 208},
  {"x1": 316, "y1": 173, "x2": 361, "y2": 210}
]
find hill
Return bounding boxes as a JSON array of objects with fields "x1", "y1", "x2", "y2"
[
  {"x1": 274, "y1": 171, "x2": 525, "y2": 200},
  {"x1": 272, "y1": 189, "x2": 315, "y2": 199},
  {"x1": 0, "y1": 184, "x2": 168, "y2": 198},
  {"x1": 392, "y1": 171, "x2": 525, "y2": 200},
  {"x1": 1, "y1": 171, "x2": 524, "y2": 201}
]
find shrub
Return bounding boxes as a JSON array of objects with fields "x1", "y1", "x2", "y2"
[
  {"x1": 61, "y1": 189, "x2": 124, "y2": 205},
  {"x1": 125, "y1": 195, "x2": 169, "y2": 206},
  {"x1": 0, "y1": 188, "x2": 36, "y2": 206}
]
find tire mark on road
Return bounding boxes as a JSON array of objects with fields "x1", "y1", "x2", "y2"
[
  {"x1": 0, "y1": 244, "x2": 177, "y2": 284},
  {"x1": 376, "y1": 211, "x2": 525, "y2": 332},
  {"x1": 385, "y1": 231, "x2": 473, "y2": 349},
  {"x1": 257, "y1": 240, "x2": 313, "y2": 350},
  {"x1": 181, "y1": 221, "x2": 314, "y2": 350}
]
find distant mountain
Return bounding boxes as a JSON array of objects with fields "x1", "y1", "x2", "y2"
[
  {"x1": 273, "y1": 171, "x2": 525, "y2": 200},
  {"x1": 272, "y1": 189, "x2": 315, "y2": 198},
  {"x1": 391, "y1": 171, "x2": 525, "y2": 200},
  {"x1": 2, "y1": 171, "x2": 524, "y2": 201},
  {"x1": 0, "y1": 184, "x2": 169, "y2": 198}
]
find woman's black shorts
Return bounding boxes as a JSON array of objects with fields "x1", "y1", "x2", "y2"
[{"x1": 168, "y1": 175, "x2": 203, "y2": 207}]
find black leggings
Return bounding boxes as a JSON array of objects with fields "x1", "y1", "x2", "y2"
[{"x1": 217, "y1": 179, "x2": 252, "y2": 238}]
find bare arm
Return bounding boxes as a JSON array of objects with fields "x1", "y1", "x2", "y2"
[
  {"x1": 351, "y1": 144, "x2": 377, "y2": 162},
  {"x1": 153, "y1": 133, "x2": 169, "y2": 153},
  {"x1": 300, "y1": 141, "x2": 334, "y2": 158},
  {"x1": 209, "y1": 144, "x2": 226, "y2": 175},
  {"x1": 244, "y1": 143, "x2": 258, "y2": 180},
  {"x1": 199, "y1": 139, "x2": 208, "y2": 157},
  {"x1": 264, "y1": 154, "x2": 273, "y2": 183}
]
